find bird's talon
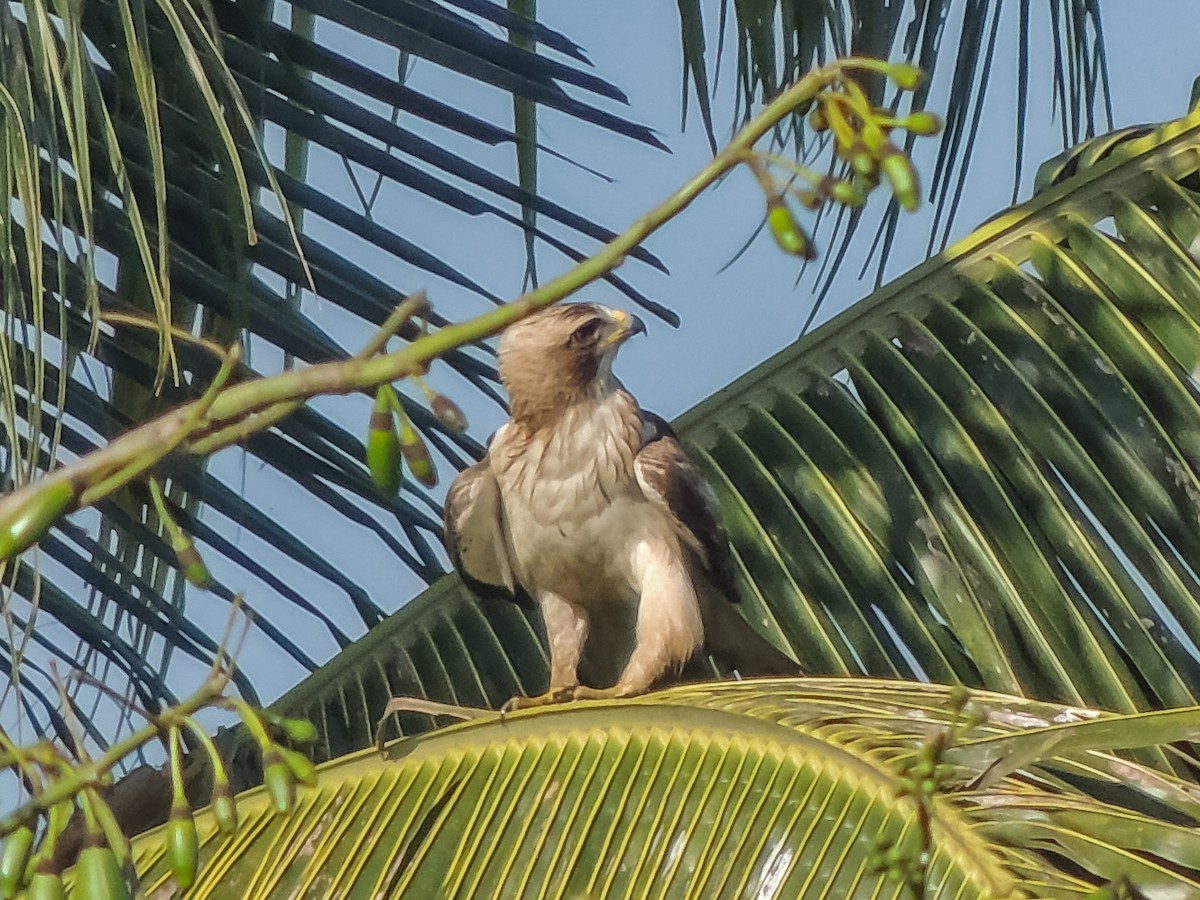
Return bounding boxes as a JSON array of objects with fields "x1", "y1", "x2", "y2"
[
  {"x1": 570, "y1": 685, "x2": 633, "y2": 702},
  {"x1": 552, "y1": 685, "x2": 577, "y2": 703},
  {"x1": 500, "y1": 685, "x2": 578, "y2": 713}
]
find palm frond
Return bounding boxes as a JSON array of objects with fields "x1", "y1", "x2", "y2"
[
  {"x1": 278, "y1": 104, "x2": 1200, "y2": 772},
  {"x1": 0, "y1": 0, "x2": 665, "y2": 744},
  {"x1": 674, "y1": 0, "x2": 1112, "y2": 304},
  {"x1": 127, "y1": 681, "x2": 1200, "y2": 897}
]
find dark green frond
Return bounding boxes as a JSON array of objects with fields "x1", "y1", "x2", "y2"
[
  {"x1": 280, "y1": 106, "x2": 1200, "y2": 778},
  {"x1": 0, "y1": 0, "x2": 666, "y2": 743},
  {"x1": 674, "y1": 0, "x2": 1112, "y2": 303}
]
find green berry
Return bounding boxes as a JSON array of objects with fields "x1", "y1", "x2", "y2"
[
  {"x1": 367, "y1": 387, "x2": 403, "y2": 496},
  {"x1": 166, "y1": 807, "x2": 199, "y2": 890},
  {"x1": 431, "y1": 394, "x2": 468, "y2": 433},
  {"x1": 888, "y1": 62, "x2": 926, "y2": 90},
  {"x1": 767, "y1": 199, "x2": 816, "y2": 260},
  {"x1": 902, "y1": 111, "x2": 943, "y2": 135},
  {"x1": 0, "y1": 824, "x2": 34, "y2": 897},
  {"x1": 882, "y1": 150, "x2": 920, "y2": 211}
]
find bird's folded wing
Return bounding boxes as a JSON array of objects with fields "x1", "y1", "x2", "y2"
[
  {"x1": 443, "y1": 461, "x2": 533, "y2": 608},
  {"x1": 634, "y1": 421, "x2": 742, "y2": 603}
]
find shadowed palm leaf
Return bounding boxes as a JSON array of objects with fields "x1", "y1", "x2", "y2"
[
  {"x1": 278, "y1": 105, "x2": 1200, "y2": 781},
  {"x1": 127, "y1": 681, "x2": 1200, "y2": 897},
  {"x1": 0, "y1": 0, "x2": 666, "y2": 745}
]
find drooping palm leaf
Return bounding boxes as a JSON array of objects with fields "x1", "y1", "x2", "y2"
[
  {"x1": 276, "y1": 103, "x2": 1200, "y2": 773},
  {"x1": 127, "y1": 681, "x2": 1200, "y2": 897},
  {"x1": 0, "y1": 0, "x2": 667, "y2": 743},
  {"x1": 674, "y1": 0, "x2": 1112, "y2": 304}
]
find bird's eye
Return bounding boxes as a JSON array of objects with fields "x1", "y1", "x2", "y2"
[{"x1": 569, "y1": 318, "x2": 603, "y2": 346}]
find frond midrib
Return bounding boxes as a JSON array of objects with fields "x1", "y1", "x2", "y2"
[{"x1": 676, "y1": 111, "x2": 1200, "y2": 445}]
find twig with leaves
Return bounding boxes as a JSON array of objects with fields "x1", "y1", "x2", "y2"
[
  {"x1": 0, "y1": 57, "x2": 942, "y2": 573},
  {"x1": 0, "y1": 603, "x2": 318, "y2": 898},
  {"x1": 869, "y1": 688, "x2": 984, "y2": 898}
]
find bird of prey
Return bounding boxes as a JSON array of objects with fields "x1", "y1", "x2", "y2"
[{"x1": 444, "y1": 303, "x2": 799, "y2": 709}]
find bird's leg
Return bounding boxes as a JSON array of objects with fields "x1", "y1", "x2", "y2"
[
  {"x1": 572, "y1": 548, "x2": 704, "y2": 702},
  {"x1": 503, "y1": 592, "x2": 588, "y2": 712}
]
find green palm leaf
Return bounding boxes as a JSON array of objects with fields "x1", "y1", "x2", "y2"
[
  {"x1": 126, "y1": 681, "x2": 1200, "y2": 897},
  {"x1": 278, "y1": 103, "x2": 1200, "y2": 771},
  {"x1": 0, "y1": 0, "x2": 665, "y2": 744},
  {"x1": 675, "y1": 0, "x2": 1112, "y2": 303}
]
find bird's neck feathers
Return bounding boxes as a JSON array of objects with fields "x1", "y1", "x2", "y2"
[
  {"x1": 494, "y1": 387, "x2": 644, "y2": 491},
  {"x1": 503, "y1": 354, "x2": 619, "y2": 432}
]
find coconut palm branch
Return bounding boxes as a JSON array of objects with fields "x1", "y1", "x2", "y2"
[
  {"x1": 0, "y1": 0, "x2": 666, "y2": 746},
  {"x1": 126, "y1": 681, "x2": 1200, "y2": 897},
  {"x1": 0, "y1": 1, "x2": 1112, "y2": 751},
  {"x1": 275, "y1": 102, "x2": 1200, "y2": 779}
]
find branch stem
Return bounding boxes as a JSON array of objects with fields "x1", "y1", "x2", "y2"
[{"x1": 0, "y1": 60, "x2": 848, "y2": 543}]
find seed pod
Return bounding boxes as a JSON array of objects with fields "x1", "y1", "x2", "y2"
[
  {"x1": 262, "y1": 750, "x2": 294, "y2": 814},
  {"x1": 854, "y1": 167, "x2": 881, "y2": 191},
  {"x1": 166, "y1": 805, "x2": 199, "y2": 890},
  {"x1": 909, "y1": 757, "x2": 936, "y2": 780},
  {"x1": 888, "y1": 62, "x2": 925, "y2": 90},
  {"x1": 901, "y1": 111, "x2": 943, "y2": 135},
  {"x1": 793, "y1": 189, "x2": 821, "y2": 210},
  {"x1": 279, "y1": 747, "x2": 318, "y2": 788},
  {"x1": 767, "y1": 198, "x2": 816, "y2": 260},
  {"x1": 147, "y1": 480, "x2": 210, "y2": 588},
  {"x1": 0, "y1": 823, "x2": 34, "y2": 897},
  {"x1": 430, "y1": 393, "x2": 468, "y2": 433},
  {"x1": 24, "y1": 872, "x2": 67, "y2": 900},
  {"x1": 398, "y1": 418, "x2": 438, "y2": 488},
  {"x1": 848, "y1": 141, "x2": 878, "y2": 179},
  {"x1": 367, "y1": 386, "x2": 402, "y2": 496},
  {"x1": 881, "y1": 149, "x2": 920, "y2": 211},
  {"x1": 170, "y1": 530, "x2": 211, "y2": 589},
  {"x1": 828, "y1": 179, "x2": 866, "y2": 207},
  {"x1": 211, "y1": 783, "x2": 238, "y2": 834},
  {"x1": 278, "y1": 716, "x2": 318, "y2": 745},
  {"x1": 75, "y1": 842, "x2": 131, "y2": 900},
  {"x1": 861, "y1": 121, "x2": 890, "y2": 154},
  {"x1": 0, "y1": 480, "x2": 75, "y2": 560}
]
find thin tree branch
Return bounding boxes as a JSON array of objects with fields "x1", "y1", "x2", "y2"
[{"x1": 0, "y1": 59, "x2": 871, "y2": 555}]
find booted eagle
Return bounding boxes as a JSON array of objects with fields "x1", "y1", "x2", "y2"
[{"x1": 444, "y1": 303, "x2": 799, "y2": 709}]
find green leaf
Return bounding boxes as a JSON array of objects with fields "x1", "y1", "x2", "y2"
[
  {"x1": 128, "y1": 681, "x2": 1200, "y2": 896},
  {"x1": 284, "y1": 104, "x2": 1200, "y2": 777}
]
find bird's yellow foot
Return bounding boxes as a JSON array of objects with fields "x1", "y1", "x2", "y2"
[
  {"x1": 569, "y1": 685, "x2": 644, "y2": 702},
  {"x1": 501, "y1": 685, "x2": 576, "y2": 713}
]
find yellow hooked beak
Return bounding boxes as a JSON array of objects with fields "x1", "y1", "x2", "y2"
[{"x1": 601, "y1": 307, "x2": 648, "y2": 346}]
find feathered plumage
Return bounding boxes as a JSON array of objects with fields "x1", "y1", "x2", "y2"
[{"x1": 444, "y1": 303, "x2": 799, "y2": 708}]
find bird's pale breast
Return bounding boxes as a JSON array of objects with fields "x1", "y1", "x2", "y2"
[{"x1": 491, "y1": 391, "x2": 664, "y2": 608}]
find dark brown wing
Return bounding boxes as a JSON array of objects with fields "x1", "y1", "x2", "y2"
[
  {"x1": 443, "y1": 460, "x2": 533, "y2": 608},
  {"x1": 634, "y1": 415, "x2": 741, "y2": 603}
]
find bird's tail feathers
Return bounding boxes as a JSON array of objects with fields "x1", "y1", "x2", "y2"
[{"x1": 700, "y1": 594, "x2": 801, "y2": 678}]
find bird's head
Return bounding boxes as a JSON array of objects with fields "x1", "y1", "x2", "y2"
[{"x1": 499, "y1": 303, "x2": 647, "y2": 426}]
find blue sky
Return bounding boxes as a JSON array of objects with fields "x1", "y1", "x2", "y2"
[
  {"x1": 190, "y1": 1, "x2": 1200, "y2": 707},
  {"x1": 32, "y1": 3, "x2": 1200, "y2": 726}
]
